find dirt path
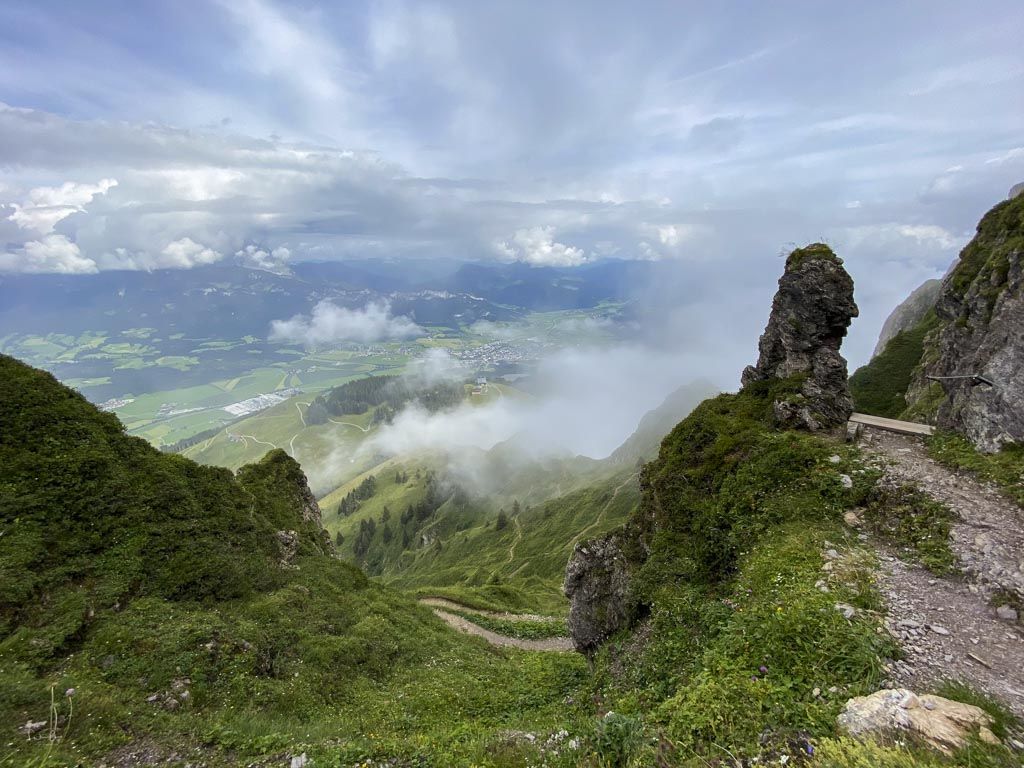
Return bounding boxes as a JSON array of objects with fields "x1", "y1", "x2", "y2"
[
  {"x1": 874, "y1": 546, "x2": 1024, "y2": 717},
  {"x1": 506, "y1": 517, "x2": 522, "y2": 564},
  {"x1": 418, "y1": 598, "x2": 573, "y2": 652},
  {"x1": 859, "y1": 426, "x2": 1024, "y2": 717},
  {"x1": 566, "y1": 472, "x2": 638, "y2": 552},
  {"x1": 329, "y1": 418, "x2": 371, "y2": 432},
  {"x1": 863, "y1": 428, "x2": 1024, "y2": 603},
  {"x1": 418, "y1": 597, "x2": 560, "y2": 623},
  {"x1": 236, "y1": 434, "x2": 276, "y2": 450}
]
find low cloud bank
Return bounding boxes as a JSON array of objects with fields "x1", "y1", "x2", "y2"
[
  {"x1": 269, "y1": 300, "x2": 423, "y2": 346},
  {"x1": 308, "y1": 342, "x2": 738, "y2": 496}
]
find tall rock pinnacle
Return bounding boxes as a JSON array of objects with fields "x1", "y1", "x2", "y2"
[{"x1": 741, "y1": 243, "x2": 859, "y2": 431}]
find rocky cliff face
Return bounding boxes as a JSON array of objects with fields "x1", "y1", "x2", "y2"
[
  {"x1": 872, "y1": 279, "x2": 941, "y2": 358},
  {"x1": 741, "y1": 244, "x2": 859, "y2": 431},
  {"x1": 563, "y1": 531, "x2": 636, "y2": 654},
  {"x1": 564, "y1": 244, "x2": 859, "y2": 654},
  {"x1": 905, "y1": 191, "x2": 1024, "y2": 452}
]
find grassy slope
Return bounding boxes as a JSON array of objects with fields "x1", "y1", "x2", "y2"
[
  {"x1": 574, "y1": 376, "x2": 1019, "y2": 765},
  {"x1": 926, "y1": 432, "x2": 1024, "y2": 507},
  {"x1": 3, "y1": 350, "x2": 1017, "y2": 766},
  {"x1": 849, "y1": 310, "x2": 940, "y2": 418},
  {"x1": 390, "y1": 469, "x2": 641, "y2": 613},
  {"x1": 0, "y1": 354, "x2": 589, "y2": 767}
]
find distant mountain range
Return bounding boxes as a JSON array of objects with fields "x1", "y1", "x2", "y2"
[{"x1": 0, "y1": 258, "x2": 675, "y2": 338}]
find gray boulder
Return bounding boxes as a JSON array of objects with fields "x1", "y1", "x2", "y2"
[
  {"x1": 741, "y1": 243, "x2": 859, "y2": 431},
  {"x1": 838, "y1": 688, "x2": 999, "y2": 755},
  {"x1": 564, "y1": 531, "x2": 635, "y2": 654}
]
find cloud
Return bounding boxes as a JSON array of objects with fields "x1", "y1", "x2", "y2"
[
  {"x1": 236, "y1": 244, "x2": 291, "y2": 274},
  {"x1": 845, "y1": 222, "x2": 964, "y2": 251},
  {"x1": 496, "y1": 226, "x2": 589, "y2": 267},
  {"x1": 0, "y1": 234, "x2": 98, "y2": 274},
  {"x1": 269, "y1": 300, "x2": 423, "y2": 346},
  {"x1": 7, "y1": 179, "x2": 117, "y2": 235},
  {"x1": 160, "y1": 238, "x2": 224, "y2": 268},
  {"x1": 404, "y1": 348, "x2": 468, "y2": 386}
]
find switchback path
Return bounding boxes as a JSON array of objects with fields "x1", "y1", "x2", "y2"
[
  {"x1": 329, "y1": 418, "x2": 371, "y2": 432},
  {"x1": 417, "y1": 598, "x2": 573, "y2": 652},
  {"x1": 566, "y1": 472, "x2": 639, "y2": 552},
  {"x1": 857, "y1": 426, "x2": 1024, "y2": 717},
  {"x1": 505, "y1": 516, "x2": 522, "y2": 564}
]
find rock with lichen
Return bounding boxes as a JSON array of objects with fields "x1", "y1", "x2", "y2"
[
  {"x1": 741, "y1": 243, "x2": 859, "y2": 431},
  {"x1": 904, "y1": 191, "x2": 1024, "y2": 452},
  {"x1": 838, "y1": 688, "x2": 1000, "y2": 755},
  {"x1": 564, "y1": 531, "x2": 635, "y2": 654}
]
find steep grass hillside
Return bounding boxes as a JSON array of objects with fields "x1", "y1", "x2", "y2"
[
  {"x1": 0, "y1": 354, "x2": 593, "y2": 766},
  {"x1": 2, "y1": 352, "x2": 1018, "y2": 766},
  {"x1": 568, "y1": 377, "x2": 1020, "y2": 765},
  {"x1": 849, "y1": 310, "x2": 941, "y2": 418}
]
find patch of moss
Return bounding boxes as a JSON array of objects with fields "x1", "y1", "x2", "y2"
[{"x1": 786, "y1": 242, "x2": 842, "y2": 270}]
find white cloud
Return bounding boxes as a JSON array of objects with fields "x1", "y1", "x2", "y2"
[
  {"x1": 269, "y1": 300, "x2": 423, "y2": 346},
  {"x1": 845, "y1": 222, "x2": 963, "y2": 252},
  {"x1": 0, "y1": 234, "x2": 98, "y2": 274},
  {"x1": 496, "y1": 226, "x2": 589, "y2": 267},
  {"x1": 895, "y1": 224, "x2": 962, "y2": 250},
  {"x1": 7, "y1": 178, "x2": 117, "y2": 234},
  {"x1": 160, "y1": 238, "x2": 224, "y2": 268},
  {"x1": 404, "y1": 348, "x2": 467, "y2": 386},
  {"x1": 985, "y1": 147, "x2": 1024, "y2": 166},
  {"x1": 235, "y1": 244, "x2": 291, "y2": 274}
]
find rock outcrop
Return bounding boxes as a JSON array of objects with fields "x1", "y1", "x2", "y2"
[
  {"x1": 838, "y1": 688, "x2": 999, "y2": 755},
  {"x1": 741, "y1": 243, "x2": 859, "y2": 431},
  {"x1": 872, "y1": 279, "x2": 941, "y2": 358},
  {"x1": 905, "y1": 192, "x2": 1024, "y2": 452},
  {"x1": 564, "y1": 531, "x2": 635, "y2": 654}
]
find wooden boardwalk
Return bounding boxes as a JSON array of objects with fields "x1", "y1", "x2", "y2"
[{"x1": 849, "y1": 412, "x2": 935, "y2": 436}]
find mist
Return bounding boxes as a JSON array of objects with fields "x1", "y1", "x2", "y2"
[{"x1": 269, "y1": 299, "x2": 423, "y2": 346}]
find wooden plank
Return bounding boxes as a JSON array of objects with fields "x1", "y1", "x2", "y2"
[{"x1": 849, "y1": 412, "x2": 935, "y2": 436}]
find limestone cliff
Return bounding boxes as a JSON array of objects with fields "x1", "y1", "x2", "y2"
[
  {"x1": 872, "y1": 279, "x2": 941, "y2": 358},
  {"x1": 741, "y1": 244, "x2": 858, "y2": 431},
  {"x1": 904, "y1": 190, "x2": 1024, "y2": 452}
]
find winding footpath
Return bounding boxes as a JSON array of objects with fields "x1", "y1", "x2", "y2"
[
  {"x1": 418, "y1": 598, "x2": 573, "y2": 652},
  {"x1": 329, "y1": 418, "x2": 371, "y2": 432},
  {"x1": 566, "y1": 472, "x2": 638, "y2": 552},
  {"x1": 859, "y1": 427, "x2": 1024, "y2": 717}
]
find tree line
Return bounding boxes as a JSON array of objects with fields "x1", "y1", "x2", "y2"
[{"x1": 305, "y1": 374, "x2": 464, "y2": 426}]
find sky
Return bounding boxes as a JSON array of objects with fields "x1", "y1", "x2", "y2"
[{"x1": 1, "y1": 0, "x2": 1023, "y2": 364}]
